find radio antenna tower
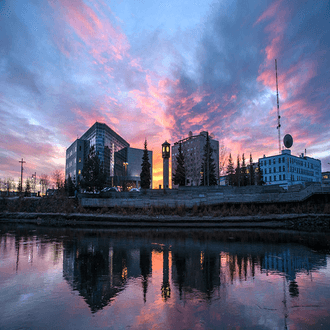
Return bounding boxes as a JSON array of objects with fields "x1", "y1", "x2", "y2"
[{"x1": 275, "y1": 59, "x2": 281, "y2": 154}]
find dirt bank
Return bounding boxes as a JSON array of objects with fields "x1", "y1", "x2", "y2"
[{"x1": 1, "y1": 212, "x2": 329, "y2": 232}]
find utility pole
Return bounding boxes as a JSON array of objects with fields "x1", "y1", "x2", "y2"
[
  {"x1": 275, "y1": 59, "x2": 281, "y2": 154},
  {"x1": 19, "y1": 158, "x2": 26, "y2": 193}
]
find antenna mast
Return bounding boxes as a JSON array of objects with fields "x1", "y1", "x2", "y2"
[{"x1": 275, "y1": 59, "x2": 281, "y2": 154}]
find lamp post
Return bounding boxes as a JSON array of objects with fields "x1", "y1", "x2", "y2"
[
  {"x1": 123, "y1": 162, "x2": 128, "y2": 191},
  {"x1": 162, "y1": 141, "x2": 170, "y2": 189}
]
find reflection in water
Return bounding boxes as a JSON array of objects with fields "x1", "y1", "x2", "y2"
[{"x1": 0, "y1": 225, "x2": 330, "y2": 329}]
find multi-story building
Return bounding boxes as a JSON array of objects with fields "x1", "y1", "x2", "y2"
[
  {"x1": 114, "y1": 147, "x2": 153, "y2": 189},
  {"x1": 65, "y1": 122, "x2": 129, "y2": 183},
  {"x1": 172, "y1": 131, "x2": 219, "y2": 186},
  {"x1": 259, "y1": 150, "x2": 322, "y2": 187}
]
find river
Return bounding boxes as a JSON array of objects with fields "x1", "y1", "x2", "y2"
[{"x1": 0, "y1": 224, "x2": 329, "y2": 329}]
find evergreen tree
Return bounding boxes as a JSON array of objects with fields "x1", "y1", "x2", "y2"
[
  {"x1": 249, "y1": 154, "x2": 255, "y2": 185},
  {"x1": 65, "y1": 175, "x2": 75, "y2": 196},
  {"x1": 256, "y1": 161, "x2": 264, "y2": 185},
  {"x1": 173, "y1": 143, "x2": 186, "y2": 186},
  {"x1": 235, "y1": 155, "x2": 241, "y2": 187},
  {"x1": 81, "y1": 146, "x2": 106, "y2": 192},
  {"x1": 225, "y1": 153, "x2": 235, "y2": 186},
  {"x1": 140, "y1": 139, "x2": 151, "y2": 189},
  {"x1": 24, "y1": 178, "x2": 31, "y2": 196},
  {"x1": 200, "y1": 134, "x2": 217, "y2": 186},
  {"x1": 241, "y1": 153, "x2": 247, "y2": 186}
]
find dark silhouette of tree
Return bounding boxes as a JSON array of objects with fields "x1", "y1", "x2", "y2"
[
  {"x1": 226, "y1": 153, "x2": 235, "y2": 186},
  {"x1": 52, "y1": 169, "x2": 64, "y2": 192},
  {"x1": 256, "y1": 161, "x2": 264, "y2": 185},
  {"x1": 173, "y1": 143, "x2": 186, "y2": 186},
  {"x1": 200, "y1": 134, "x2": 217, "y2": 186},
  {"x1": 81, "y1": 146, "x2": 106, "y2": 192},
  {"x1": 235, "y1": 155, "x2": 241, "y2": 187},
  {"x1": 249, "y1": 154, "x2": 255, "y2": 185},
  {"x1": 140, "y1": 139, "x2": 151, "y2": 189},
  {"x1": 24, "y1": 178, "x2": 31, "y2": 196},
  {"x1": 65, "y1": 174, "x2": 75, "y2": 196},
  {"x1": 241, "y1": 154, "x2": 247, "y2": 186}
]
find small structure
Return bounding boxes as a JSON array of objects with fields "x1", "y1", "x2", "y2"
[{"x1": 162, "y1": 141, "x2": 170, "y2": 189}]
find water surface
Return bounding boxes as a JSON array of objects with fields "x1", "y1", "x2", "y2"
[{"x1": 0, "y1": 224, "x2": 329, "y2": 329}]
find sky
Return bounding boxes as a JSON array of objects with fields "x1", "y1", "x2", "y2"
[{"x1": 0, "y1": 0, "x2": 329, "y2": 188}]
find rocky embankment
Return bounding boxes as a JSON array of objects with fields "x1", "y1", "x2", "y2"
[{"x1": 1, "y1": 211, "x2": 329, "y2": 232}]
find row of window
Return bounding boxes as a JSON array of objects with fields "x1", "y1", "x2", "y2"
[
  {"x1": 264, "y1": 174, "x2": 286, "y2": 182},
  {"x1": 264, "y1": 166, "x2": 285, "y2": 174},
  {"x1": 261, "y1": 157, "x2": 286, "y2": 166},
  {"x1": 261, "y1": 157, "x2": 315, "y2": 169}
]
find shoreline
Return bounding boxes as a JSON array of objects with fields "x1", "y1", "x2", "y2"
[{"x1": 1, "y1": 212, "x2": 329, "y2": 232}]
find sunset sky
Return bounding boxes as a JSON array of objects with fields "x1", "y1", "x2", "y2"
[{"x1": 0, "y1": 0, "x2": 329, "y2": 188}]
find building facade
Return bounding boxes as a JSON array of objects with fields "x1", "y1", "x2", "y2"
[
  {"x1": 114, "y1": 147, "x2": 153, "y2": 189},
  {"x1": 172, "y1": 131, "x2": 219, "y2": 186},
  {"x1": 65, "y1": 122, "x2": 129, "y2": 183},
  {"x1": 259, "y1": 149, "x2": 322, "y2": 187}
]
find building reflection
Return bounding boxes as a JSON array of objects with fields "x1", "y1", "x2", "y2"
[
  {"x1": 161, "y1": 246, "x2": 171, "y2": 301},
  {"x1": 1, "y1": 227, "x2": 327, "y2": 313},
  {"x1": 63, "y1": 239, "x2": 153, "y2": 312},
  {"x1": 171, "y1": 248, "x2": 220, "y2": 300}
]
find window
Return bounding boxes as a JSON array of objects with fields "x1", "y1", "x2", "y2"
[
  {"x1": 274, "y1": 176, "x2": 276, "y2": 181},
  {"x1": 265, "y1": 169, "x2": 267, "y2": 174},
  {"x1": 273, "y1": 159, "x2": 276, "y2": 164},
  {"x1": 279, "y1": 158, "x2": 281, "y2": 164},
  {"x1": 283, "y1": 166, "x2": 285, "y2": 171},
  {"x1": 79, "y1": 146, "x2": 82, "y2": 151},
  {"x1": 282, "y1": 157, "x2": 285, "y2": 163},
  {"x1": 79, "y1": 158, "x2": 81, "y2": 163},
  {"x1": 279, "y1": 175, "x2": 282, "y2": 180},
  {"x1": 283, "y1": 174, "x2": 285, "y2": 180},
  {"x1": 265, "y1": 177, "x2": 267, "y2": 182},
  {"x1": 274, "y1": 167, "x2": 276, "y2": 173},
  {"x1": 261, "y1": 161, "x2": 263, "y2": 166},
  {"x1": 269, "y1": 159, "x2": 271, "y2": 165},
  {"x1": 269, "y1": 168, "x2": 272, "y2": 173},
  {"x1": 78, "y1": 170, "x2": 81, "y2": 175}
]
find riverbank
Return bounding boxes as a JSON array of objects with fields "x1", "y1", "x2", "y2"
[{"x1": 1, "y1": 211, "x2": 329, "y2": 232}]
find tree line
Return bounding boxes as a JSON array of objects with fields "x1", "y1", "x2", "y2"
[
  {"x1": 172, "y1": 137, "x2": 263, "y2": 187},
  {"x1": 225, "y1": 153, "x2": 262, "y2": 186}
]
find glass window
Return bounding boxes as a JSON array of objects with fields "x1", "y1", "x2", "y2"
[
  {"x1": 269, "y1": 159, "x2": 271, "y2": 165},
  {"x1": 279, "y1": 175, "x2": 282, "y2": 180},
  {"x1": 279, "y1": 158, "x2": 281, "y2": 163},
  {"x1": 283, "y1": 174, "x2": 285, "y2": 180},
  {"x1": 273, "y1": 159, "x2": 276, "y2": 164},
  {"x1": 269, "y1": 168, "x2": 271, "y2": 173},
  {"x1": 274, "y1": 167, "x2": 276, "y2": 173}
]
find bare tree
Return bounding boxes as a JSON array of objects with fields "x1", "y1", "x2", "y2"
[
  {"x1": 6, "y1": 177, "x2": 15, "y2": 195},
  {"x1": 52, "y1": 169, "x2": 64, "y2": 191},
  {"x1": 39, "y1": 174, "x2": 50, "y2": 195}
]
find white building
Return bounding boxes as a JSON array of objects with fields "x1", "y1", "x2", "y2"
[
  {"x1": 259, "y1": 150, "x2": 322, "y2": 187},
  {"x1": 172, "y1": 131, "x2": 219, "y2": 186}
]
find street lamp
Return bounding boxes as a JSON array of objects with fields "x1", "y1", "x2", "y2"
[{"x1": 123, "y1": 162, "x2": 128, "y2": 191}]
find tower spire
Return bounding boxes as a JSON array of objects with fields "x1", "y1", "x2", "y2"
[{"x1": 275, "y1": 59, "x2": 281, "y2": 154}]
